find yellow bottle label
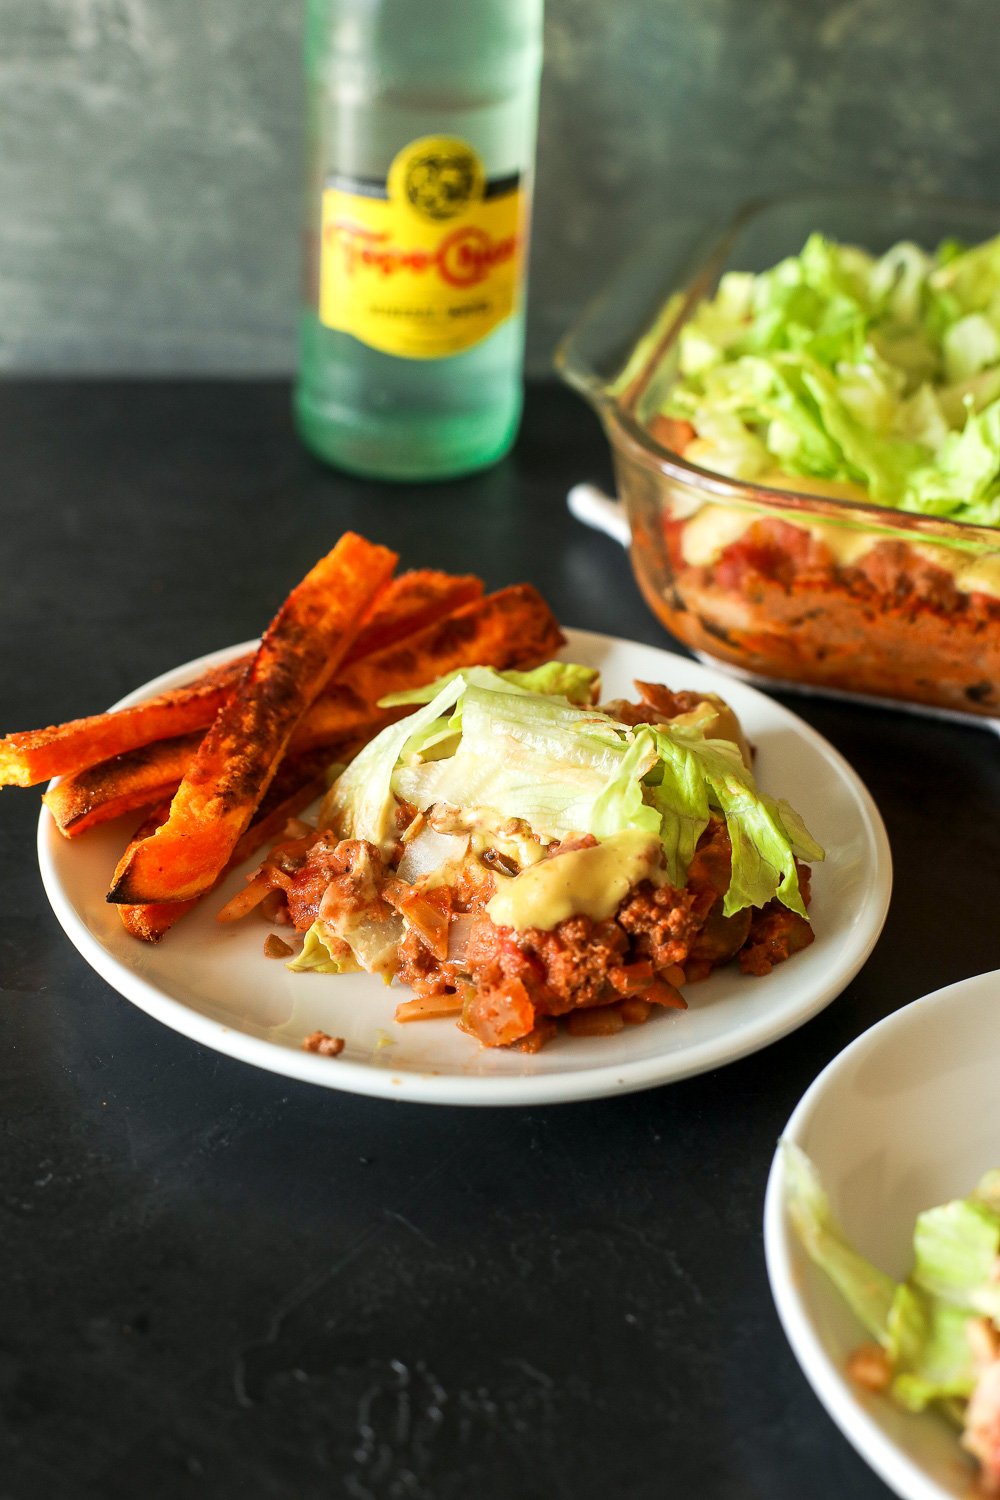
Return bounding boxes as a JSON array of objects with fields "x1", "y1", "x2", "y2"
[{"x1": 319, "y1": 135, "x2": 527, "y2": 359}]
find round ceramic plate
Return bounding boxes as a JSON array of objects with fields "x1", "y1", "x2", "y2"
[
  {"x1": 38, "y1": 628, "x2": 891, "y2": 1106},
  {"x1": 764, "y1": 971, "x2": 1000, "y2": 1500}
]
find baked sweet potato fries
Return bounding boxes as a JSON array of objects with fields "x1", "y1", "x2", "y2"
[{"x1": 4, "y1": 535, "x2": 564, "y2": 941}]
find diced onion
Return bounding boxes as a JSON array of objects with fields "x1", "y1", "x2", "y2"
[
  {"x1": 396, "y1": 826, "x2": 469, "y2": 886},
  {"x1": 346, "y1": 914, "x2": 404, "y2": 976},
  {"x1": 395, "y1": 994, "x2": 464, "y2": 1022},
  {"x1": 446, "y1": 913, "x2": 478, "y2": 965}
]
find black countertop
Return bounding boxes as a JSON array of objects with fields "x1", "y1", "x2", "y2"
[{"x1": 3, "y1": 381, "x2": 999, "y2": 1500}]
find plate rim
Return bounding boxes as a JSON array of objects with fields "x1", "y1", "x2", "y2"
[
  {"x1": 37, "y1": 626, "x2": 893, "y2": 1106},
  {"x1": 763, "y1": 969, "x2": 1000, "y2": 1500}
]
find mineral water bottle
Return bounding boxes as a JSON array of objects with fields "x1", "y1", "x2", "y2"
[{"x1": 295, "y1": 0, "x2": 543, "y2": 481}]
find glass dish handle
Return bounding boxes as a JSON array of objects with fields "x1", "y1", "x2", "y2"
[{"x1": 566, "y1": 483, "x2": 630, "y2": 547}]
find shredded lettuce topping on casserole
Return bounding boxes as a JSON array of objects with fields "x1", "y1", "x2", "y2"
[{"x1": 663, "y1": 231, "x2": 1000, "y2": 527}]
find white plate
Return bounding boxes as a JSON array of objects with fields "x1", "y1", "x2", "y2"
[
  {"x1": 764, "y1": 970, "x2": 1000, "y2": 1500},
  {"x1": 38, "y1": 628, "x2": 891, "y2": 1106}
]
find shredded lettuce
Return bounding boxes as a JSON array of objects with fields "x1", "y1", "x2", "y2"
[
  {"x1": 664, "y1": 231, "x2": 1000, "y2": 526},
  {"x1": 325, "y1": 676, "x2": 465, "y2": 855},
  {"x1": 643, "y1": 728, "x2": 712, "y2": 888},
  {"x1": 286, "y1": 921, "x2": 351, "y2": 974},
  {"x1": 378, "y1": 661, "x2": 600, "y2": 709},
  {"x1": 326, "y1": 666, "x2": 823, "y2": 915},
  {"x1": 782, "y1": 1142, "x2": 896, "y2": 1343},
  {"x1": 784, "y1": 1144, "x2": 1000, "y2": 1416},
  {"x1": 888, "y1": 1286, "x2": 978, "y2": 1411}
]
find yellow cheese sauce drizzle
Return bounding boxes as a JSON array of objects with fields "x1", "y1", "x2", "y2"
[
  {"x1": 677, "y1": 481, "x2": 1000, "y2": 599},
  {"x1": 485, "y1": 831, "x2": 664, "y2": 934}
]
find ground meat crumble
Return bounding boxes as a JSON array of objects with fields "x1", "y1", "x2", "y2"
[{"x1": 273, "y1": 811, "x2": 813, "y2": 1051}]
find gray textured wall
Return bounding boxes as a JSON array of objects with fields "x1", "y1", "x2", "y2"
[{"x1": 1, "y1": 0, "x2": 998, "y2": 376}]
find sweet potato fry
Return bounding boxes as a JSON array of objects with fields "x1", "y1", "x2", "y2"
[
  {"x1": 116, "y1": 740, "x2": 365, "y2": 942},
  {"x1": 169, "y1": 569, "x2": 483, "y2": 692},
  {"x1": 43, "y1": 733, "x2": 204, "y2": 838},
  {"x1": 108, "y1": 533, "x2": 397, "y2": 905},
  {"x1": 116, "y1": 805, "x2": 184, "y2": 942},
  {"x1": 340, "y1": 583, "x2": 564, "y2": 705},
  {"x1": 0, "y1": 569, "x2": 480, "y2": 788},
  {"x1": 341, "y1": 569, "x2": 482, "y2": 664},
  {"x1": 112, "y1": 580, "x2": 562, "y2": 938},
  {"x1": 42, "y1": 699, "x2": 387, "y2": 839},
  {"x1": 290, "y1": 584, "x2": 566, "y2": 751},
  {"x1": 0, "y1": 662, "x2": 241, "y2": 790},
  {"x1": 48, "y1": 585, "x2": 555, "y2": 841}
]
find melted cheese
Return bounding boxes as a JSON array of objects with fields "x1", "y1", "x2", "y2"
[
  {"x1": 678, "y1": 483, "x2": 1000, "y2": 598},
  {"x1": 485, "y1": 831, "x2": 663, "y2": 933}
]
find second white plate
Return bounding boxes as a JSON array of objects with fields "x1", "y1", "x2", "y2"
[
  {"x1": 764, "y1": 971, "x2": 1000, "y2": 1500},
  {"x1": 38, "y1": 628, "x2": 892, "y2": 1105}
]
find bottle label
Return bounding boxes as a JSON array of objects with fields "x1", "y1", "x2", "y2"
[{"x1": 318, "y1": 135, "x2": 527, "y2": 359}]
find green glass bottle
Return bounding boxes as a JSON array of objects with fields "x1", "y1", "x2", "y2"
[{"x1": 294, "y1": 0, "x2": 543, "y2": 482}]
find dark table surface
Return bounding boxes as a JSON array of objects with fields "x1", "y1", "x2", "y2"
[{"x1": 3, "y1": 380, "x2": 999, "y2": 1500}]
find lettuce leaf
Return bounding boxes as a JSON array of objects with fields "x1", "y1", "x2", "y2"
[
  {"x1": 287, "y1": 921, "x2": 352, "y2": 974},
  {"x1": 663, "y1": 229, "x2": 1000, "y2": 526},
  {"x1": 782, "y1": 1142, "x2": 896, "y2": 1343},
  {"x1": 906, "y1": 400, "x2": 1000, "y2": 526},
  {"x1": 392, "y1": 686, "x2": 638, "y2": 843},
  {"x1": 327, "y1": 666, "x2": 822, "y2": 916},
  {"x1": 911, "y1": 1197, "x2": 1000, "y2": 1323},
  {"x1": 659, "y1": 727, "x2": 812, "y2": 917},
  {"x1": 639, "y1": 728, "x2": 711, "y2": 887},
  {"x1": 325, "y1": 675, "x2": 466, "y2": 854},
  {"x1": 785, "y1": 1145, "x2": 1000, "y2": 1417},
  {"x1": 378, "y1": 662, "x2": 599, "y2": 709},
  {"x1": 888, "y1": 1285, "x2": 978, "y2": 1411}
]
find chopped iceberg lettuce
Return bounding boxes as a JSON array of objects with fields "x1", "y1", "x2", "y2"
[
  {"x1": 888, "y1": 1285, "x2": 978, "y2": 1411},
  {"x1": 663, "y1": 230, "x2": 1000, "y2": 526},
  {"x1": 783, "y1": 1143, "x2": 1000, "y2": 1424},
  {"x1": 325, "y1": 665, "x2": 822, "y2": 916},
  {"x1": 324, "y1": 675, "x2": 466, "y2": 855},
  {"x1": 378, "y1": 661, "x2": 600, "y2": 709},
  {"x1": 286, "y1": 921, "x2": 352, "y2": 974},
  {"x1": 643, "y1": 728, "x2": 712, "y2": 889},
  {"x1": 782, "y1": 1142, "x2": 896, "y2": 1343},
  {"x1": 911, "y1": 1198, "x2": 1000, "y2": 1322}
]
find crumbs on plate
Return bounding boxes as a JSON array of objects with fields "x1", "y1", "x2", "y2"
[{"x1": 303, "y1": 1030, "x2": 345, "y2": 1057}]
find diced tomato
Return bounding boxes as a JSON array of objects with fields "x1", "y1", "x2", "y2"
[
  {"x1": 644, "y1": 978, "x2": 687, "y2": 1010},
  {"x1": 461, "y1": 977, "x2": 536, "y2": 1047},
  {"x1": 608, "y1": 960, "x2": 653, "y2": 994},
  {"x1": 566, "y1": 1004, "x2": 625, "y2": 1037},
  {"x1": 394, "y1": 885, "x2": 452, "y2": 962},
  {"x1": 620, "y1": 997, "x2": 653, "y2": 1025}
]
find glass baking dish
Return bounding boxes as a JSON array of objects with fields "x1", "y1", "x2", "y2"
[{"x1": 556, "y1": 190, "x2": 1000, "y2": 719}]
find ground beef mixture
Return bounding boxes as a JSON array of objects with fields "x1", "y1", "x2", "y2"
[
  {"x1": 274, "y1": 808, "x2": 814, "y2": 1051},
  {"x1": 659, "y1": 515, "x2": 1000, "y2": 717}
]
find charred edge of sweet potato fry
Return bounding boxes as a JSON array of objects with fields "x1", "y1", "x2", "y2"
[
  {"x1": 332, "y1": 584, "x2": 567, "y2": 708},
  {"x1": 116, "y1": 805, "x2": 184, "y2": 941},
  {"x1": 0, "y1": 664, "x2": 242, "y2": 789},
  {"x1": 341, "y1": 570, "x2": 482, "y2": 665},
  {"x1": 43, "y1": 733, "x2": 205, "y2": 837},
  {"x1": 117, "y1": 740, "x2": 367, "y2": 942},
  {"x1": 3, "y1": 569, "x2": 479, "y2": 790},
  {"x1": 107, "y1": 534, "x2": 398, "y2": 906},
  {"x1": 49, "y1": 577, "x2": 552, "y2": 839}
]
